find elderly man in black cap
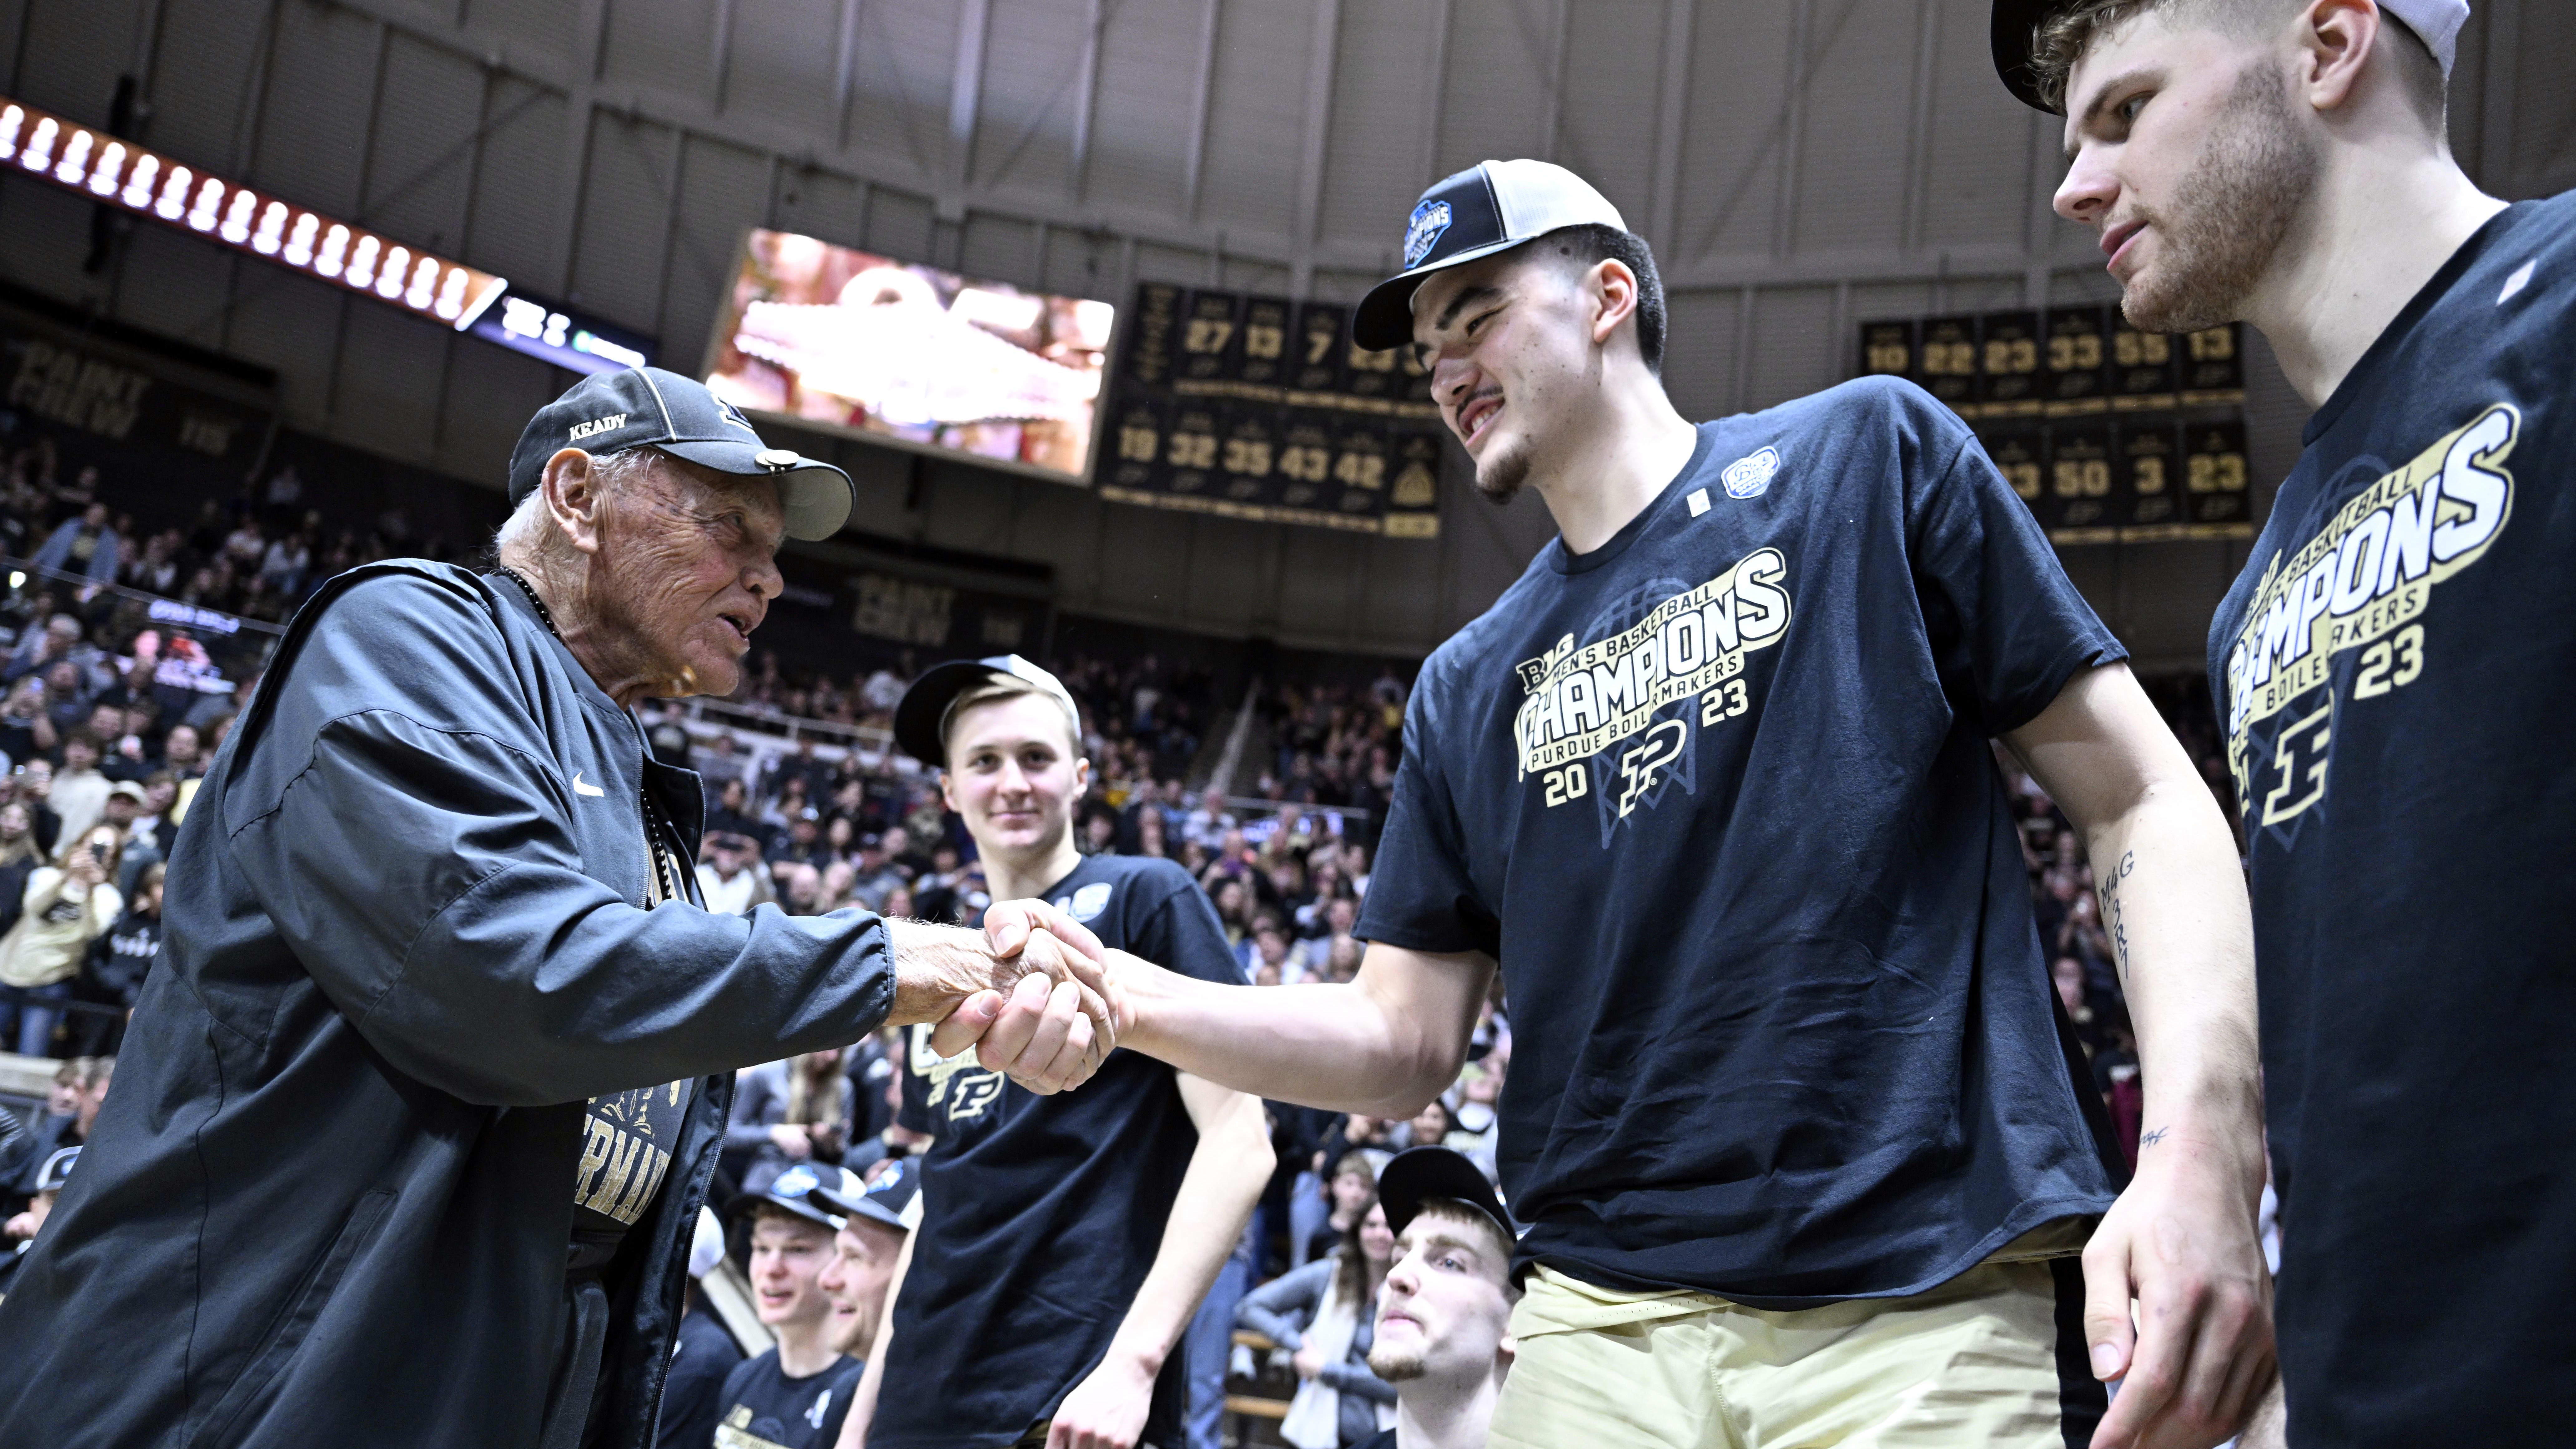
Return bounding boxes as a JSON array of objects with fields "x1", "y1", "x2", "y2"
[{"x1": 0, "y1": 367, "x2": 1119, "y2": 1449}]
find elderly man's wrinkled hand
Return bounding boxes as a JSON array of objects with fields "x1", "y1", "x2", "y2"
[{"x1": 985, "y1": 898, "x2": 1131, "y2": 1053}]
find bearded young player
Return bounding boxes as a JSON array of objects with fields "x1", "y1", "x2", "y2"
[
  {"x1": 1999, "y1": 1, "x2": 2574, "y2": 1444},
  {"x1": 1093, "y1": 159, "x2": 2273, "y2": 1449},
  {"x1": 838, "y1": 658, "x2": 1273, "y2": 1449}
]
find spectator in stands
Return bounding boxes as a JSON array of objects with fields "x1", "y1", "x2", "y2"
[
  {"x1": 32, "y1": 504, "x2": 120, "y2": 585},
  {"x1": 0, "y1": 802, "x2": 41, "y2": 939},
  {"x1": 8, "y1": 1060, "x2": 86, "y2": 1196},
  {"x1": 0, "y1": 677, "x2": 54, "y2": 767},
  {"x1": 144, "y1": 720, "x2": 194, "y2": 786},
  {"x1": 1248, "y1": 919, "x2": 1294, "y2": 986},
  {"x1": 1401, "y1": 1099, "x2": 1456, "y2": 1154},
  {"x1": 1239, "y1": 1198, "x2": 1400, "y2": 1447},
  {"x1": 1306, "y1": 1151, "x2": 1380, "y2": 1270},
  {"x1": 696, "y1": 832, "x2": 774, "y2": 916},
  {"x1": 1184, "y1": 788, "x2": 1235, "y2": 851},
  {"x1": 846, "y1": 835, "x2": 905, "y2": 915},
  {"x1": 72, "y1": 861, "x2": 161, "y2": 1057},
  {"x1": 728, "y1": 1050, "x2": 858, "y2": 1197},
  {"x1": 3, "y1": 617, "x2": 77, "y2": 688},
  {"x1": 0, "y1": 1146, "x2": 79, "y2": 1299},
  {"x1": 14, "y1": 763, "x2": 60, "y2": 858},
  {"x1": 715, "y1": 1167, "x2": 868, "y2": 1449},
  {"x1": 48, "y1": 734, "x2": 110, "y2": 847},
  {"x1": 40, "y1": 661, "x2": 91, "y2": 739},
  {"x1": 705, "y1": 776, "x2": 758, "y2": 842},
  {"x1": 0, "y1": 824, "x2": 124, "y2": 1056},
  {"x1": 1359, "y1": 1149, "x2": 1519, "y2": 1449},
  {"x1": 116, "y1": 775, "x2": 178, "y2": 894}
]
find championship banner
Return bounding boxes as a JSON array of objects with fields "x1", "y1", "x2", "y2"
[
  {"x1": 1863, "y1": 302, "x2": 2252, "y2": 544},
  {"x1": 1100, "y1": 282, "x2": 1443, "y2": 538},
  {"x1": 0, "y1": 285, "x2": 272, "y2": 471}
]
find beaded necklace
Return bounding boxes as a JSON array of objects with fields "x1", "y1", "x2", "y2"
[{"x1": 496, "y1": 567, "x2": 687, "y2": 907}]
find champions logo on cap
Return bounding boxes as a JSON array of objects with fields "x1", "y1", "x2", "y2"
[{"x1": 1403, "y1": 200, "x2": 1454, "y2": 270}]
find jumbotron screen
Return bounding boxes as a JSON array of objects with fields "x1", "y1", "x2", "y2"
[{"x1": 703, "y1": 229, "x2": 1115, "y2": 482}]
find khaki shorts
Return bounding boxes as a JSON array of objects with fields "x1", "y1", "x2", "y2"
[{"x1": 1492, "y1": 1224, "x2": 2104, "y2": 1449}]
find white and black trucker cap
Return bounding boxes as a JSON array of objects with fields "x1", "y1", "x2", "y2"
[
  {"x1": 1990, "y1": 0, "x2": 2469, "y2": 112},
  {"x1": 507, "y1": 366, "x2": 855, "y2": 540},
  {"x1": 1351, "y1": 159, "x2": 1629, "y2": 351}
]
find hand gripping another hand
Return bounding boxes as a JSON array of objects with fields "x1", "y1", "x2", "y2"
[{"x1": 895, "y1": 899, "x2": 1131, "y2": 1095}]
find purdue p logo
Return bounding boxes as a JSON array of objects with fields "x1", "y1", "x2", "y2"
[{"x1": 2259, "y1": 705, "x2": 2333, "y2": 826}]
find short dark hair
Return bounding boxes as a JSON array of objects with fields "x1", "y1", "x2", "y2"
[
  {"x1": 2029, "y1": 0, "x2": 2445, "y2": 131},
  {"x1": 1539, "y1": 224, "x2": 1667, "y2": 375}
]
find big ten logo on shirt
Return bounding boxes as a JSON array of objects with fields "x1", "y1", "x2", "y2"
[
  {"x1": 1513, "y1": 547, "x2": 1793, "y2": 846},
  {"x1": 909, "y1": 1024, "x2": 1005, "y2": 1127},
  {"x1": 574, "y1": 1082, "x2": 685, "y2": 1227},
  {"x1": 2222, "y1": 403, "x2": 2517, "y2": 831}
]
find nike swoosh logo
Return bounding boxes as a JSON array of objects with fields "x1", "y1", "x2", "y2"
[{"x1": 571, "y1": 772, "x2": 605, "y2": 798}]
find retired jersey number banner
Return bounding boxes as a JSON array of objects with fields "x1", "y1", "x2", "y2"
[
  {"x1": 1858, "y1": 303, "x2": 2252, "y2": 545},
  {"x1": 1100, "y1": 282, "x2": 1443, "y2": 538}
]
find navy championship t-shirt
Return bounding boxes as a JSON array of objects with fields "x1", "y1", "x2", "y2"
[
  {"x1": 2207, "y1": 192, "x2": 2576, "y2": 1449},
  {"x1": 1357, "y1": 378, "x2": 2127, "y2": 1307},
  {"x1": 711, "y1": 1347, "x2": 863, "y2": 1449},
  {"x1": 878, "y1": 854, "x2": 1243, "y2": 1448}
]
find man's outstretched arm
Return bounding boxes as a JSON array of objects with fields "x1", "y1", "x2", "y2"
[
  {"x1": 2003, "y1": 661, "x2": 2273, "y2": 1449},
  {"x1": 1083, "y1": 941, "x2": 1494, "y2": 1118}
]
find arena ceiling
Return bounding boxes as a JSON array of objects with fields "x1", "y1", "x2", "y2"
[{"x1": 2, "y1": 0, "x2": 2569, "y2": 661}]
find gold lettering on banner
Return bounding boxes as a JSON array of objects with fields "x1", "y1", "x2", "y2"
[{"x1": 6, "y1": 340, "x2": 153, "y2": 440}]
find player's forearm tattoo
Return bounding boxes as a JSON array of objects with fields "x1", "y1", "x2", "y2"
[
  {"x1": 2138, "y1": 1127, "x2": 2169, "y2": 1149},
  {"x1": 2095, "y1": 850, "x2": 2136, "y2": 987}
]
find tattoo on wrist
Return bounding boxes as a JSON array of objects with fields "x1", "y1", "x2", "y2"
[
  {"x1": 2138, "y1": 1126, "x2": 2169, "y2": 1149},
  {"x1": 2095, "y1": 850, "x2": 2136, "y2": 985}
]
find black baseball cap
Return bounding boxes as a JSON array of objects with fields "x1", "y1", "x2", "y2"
[
  {"x1": 1376, "y1": 1146, "x2": 1514, "y2": 1247},
  {"x1": 1352, "y1": 159, "x2": 1630, "y2": 351},
  {"x1": 507, "y1": 366, "x2": 854, "y2": 540},
  {"x1": 724, "y1": 1162, "x2": 864, "y2": 1232},
  {"x1": 1991, "y1": 0, "x2": 2469, "y2": 112},
  {"x1": 893, "y1": 654, "x2": 1085, "y2": 766},
  {"x1": 809, "y1": 1156, "x2": 921, "y2": 1233}
]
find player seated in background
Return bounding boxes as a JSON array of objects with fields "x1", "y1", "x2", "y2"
[
  {"x1": 837, "y1": 657, "x2": 1274, "y2": 1449},
  {"x1": 811, "y1": 1157, "x2": 919, "y2": 1365},
  {"x1": 714, "y1": 1165, "x2": 870, "y2": 1449},
  {"x1": 0, "y1": 1148, "x2": 77, "y2": 1301},
  {"x1": 1096, "y1": 158, "x2": 2271, "y2": 1449},
  {"x1": 1998, "y1": 0, "x2": 2576, "y2": 1443},
  {"x1": 1357, "y1": 1148, "x2": 1519, "y2": 1449}
]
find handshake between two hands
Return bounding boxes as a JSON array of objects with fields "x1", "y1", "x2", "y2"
[{"x1": 890, "y1": 900, "x2": 1142, "y2": 1096}]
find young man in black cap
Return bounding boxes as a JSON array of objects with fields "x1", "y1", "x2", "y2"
[
  {"x1": 0, "y1": 365, "x2": 1124, "y2": 1449},
  {"x1": 1999, "y1": 2, "x2": 2573, "y2": 1445},
  {"x1": 714, "y1": 1163, "x2": 871, "y2": 1449},
  {"x1": 810, "y1": 1157, "x2": 920, "y2": 1365},
  {"x1": 838, "y1": 657, "x2": 1274, "y2": 1449},
  {"x1": 1356, "y1": 1148, "x2": 1519, "y2": 1449},
  {"x1": 1095, "y1": 161, "x2": 2274, "y2": 1448}
]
